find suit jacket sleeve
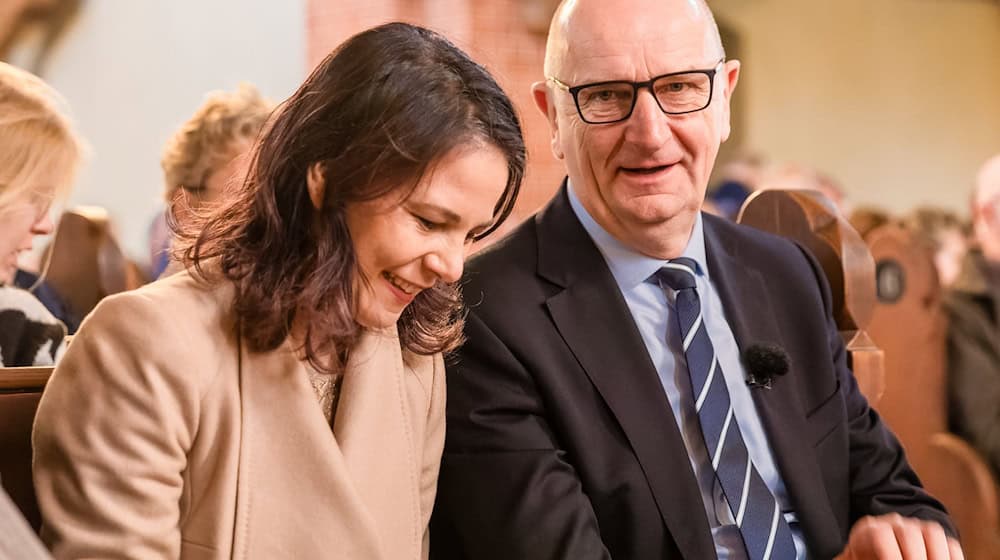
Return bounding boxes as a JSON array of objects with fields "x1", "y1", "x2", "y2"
[
  {"x1": 32, "y1": 293, "x2": 201, "y2": 559},
  {"x1": 430, "y1": 312, "x2": 611, "y2": 560}
]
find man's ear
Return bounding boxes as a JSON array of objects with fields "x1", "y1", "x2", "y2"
[
  {"x1": 531, "y1": 81, "x2": 564, "y2": 160},
  {"x1": 718, "y1": 59, "x2": 741, "y2": 144},
  {"x1": 307, "y1": 162, "x2": 326, "y2": 209}
]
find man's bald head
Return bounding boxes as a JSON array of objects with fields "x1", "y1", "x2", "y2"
[
  {"x1": 975, "y1": 154, "x2": 1000, "y2": 208},
  {"x1": 974, "y1": 154, "x2": 1000, "y2": 262},
  {"x1": 542, "y1": 0, "x2": 725, "y2": 79}
]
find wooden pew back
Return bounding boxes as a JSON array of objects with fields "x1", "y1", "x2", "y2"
[
  {"x1": 0, "y1": 366, "x2": 51, "y2": 534},
  {"x1": 43, "y1": 207, "x2": 146, "y2": 325},
  {"x1": 865, "y1": 223, "x2": 1000, "y2": 559},
  {"x1": 737, "y1": 189, "x2": 884, "y2": 403}
]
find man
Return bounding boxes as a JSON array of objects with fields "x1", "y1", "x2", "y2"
[
  {"x1": 945, "y1": 154, "x2": 1000, "y2": 480},
  {"x1": 430, "y1": 0, "x2": 963, "y2": 559}
]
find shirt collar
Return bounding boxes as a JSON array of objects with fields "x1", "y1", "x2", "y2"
[{"x1": 566, "y1": 181, "x2": 708, "y2": 290}]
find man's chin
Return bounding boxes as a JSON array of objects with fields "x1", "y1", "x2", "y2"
[{"x1": 621, "y1": 199, "x2": 698, "y2": 226}]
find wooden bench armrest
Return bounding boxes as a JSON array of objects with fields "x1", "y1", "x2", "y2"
[
  {"x1": 923, "y1": 433, "x2": 1000, "y2": 558},
  {"x1": 0, "y1": 367, "x2": 52, "y2": 391}
]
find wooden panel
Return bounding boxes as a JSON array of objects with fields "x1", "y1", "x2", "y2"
[
  {"x1": 866, "y1": 224, "x2": 1000, "y2": 559},
  {"x1": 0, "y1": 367, "x2": 51, "y2": 391},
  {"x1": 0, "y1": 387, "x2": 45, "y2": 533},
  {"x1": 737, "y1": 188, "x2": 884, "y2": 404}
]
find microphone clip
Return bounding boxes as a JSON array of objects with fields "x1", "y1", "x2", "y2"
[{"x1": 745, "y1": 374, "x2": 774, "y2": 390}]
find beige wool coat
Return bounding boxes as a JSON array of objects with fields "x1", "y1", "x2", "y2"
[{"x1": 32, "y1": 271, "x2": 446, "y2": 559}]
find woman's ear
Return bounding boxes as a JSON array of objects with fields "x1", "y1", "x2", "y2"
[{"x1": 307, "y1": 162, "x2": 326, "y2": 209}]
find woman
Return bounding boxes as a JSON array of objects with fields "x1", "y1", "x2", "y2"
[
  {"x1": 0, "y1": 61, "x2": 83, "y2": 366},
  {"x1": 151, "y1": 83, "x2": 273, "y2": 278},
  {"x1": 32, "y1": 22, "x2": 524, "y2": 559}
]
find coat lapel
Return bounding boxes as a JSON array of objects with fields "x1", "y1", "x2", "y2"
[
  {"x1": 333, "y1": 328, "x2": 422, "y2": 557},
  {"x1": 538, "y1": 186, "x2": 715, "y2": 559},
  {"x1": 703, "y1": 215, "x2": 841, "y2": 556},
  {"x1": 233, "y1": 332, "x2": 398, "y2": 558}
]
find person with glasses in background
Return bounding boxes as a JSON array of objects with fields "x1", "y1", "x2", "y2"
[
  {"x1": 430, "y1": 1, "x2": 961, "y2": 559},
  {"x1": 0, "y1": 61, "x2": 84, "y2": 367},
  {"x1": 32, "y1": 22, "x2": 524, "y2": 559},
  {"x1": 945, "y1": 153, "x2": 1000, "y2": 484}
]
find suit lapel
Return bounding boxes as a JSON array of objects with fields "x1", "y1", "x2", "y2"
[
  {"x1": 703, "y1": 216, "x2": 841, "y2": 555},
  {"x1": 538, "y1": 186, "x2": 715, "y2": 559}
]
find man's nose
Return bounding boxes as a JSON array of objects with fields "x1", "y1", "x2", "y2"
[{"x1": 625, "y1": 89, "x2": 672, "y2": 148}]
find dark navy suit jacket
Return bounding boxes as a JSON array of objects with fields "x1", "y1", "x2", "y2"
[{"x1": 430, "y1": 184, "x2": 952, "y2": 560}]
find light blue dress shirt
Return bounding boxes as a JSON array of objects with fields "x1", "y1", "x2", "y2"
[{"x1": 567, "y1": 187, "x2": 806, "y2": 559}]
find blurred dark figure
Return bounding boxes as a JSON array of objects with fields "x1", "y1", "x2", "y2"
[
  {"x1": 944, "y1": 154, "x2": 1000, "y2": 479},
  {"x1": 705, "y1": 152, "x2": 764, "y2": 220},
  {"x1": 13, "y1": 268, "x2": 78, "y2": 333}
]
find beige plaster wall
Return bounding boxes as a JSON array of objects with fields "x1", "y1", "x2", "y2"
[{"x1": 710, "y1": 0, "x2": 1000, "y2": 216}]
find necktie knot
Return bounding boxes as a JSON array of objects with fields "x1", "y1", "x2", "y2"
[{"x1": 657, "y1": 257, "x2": 698, "y2": 291}]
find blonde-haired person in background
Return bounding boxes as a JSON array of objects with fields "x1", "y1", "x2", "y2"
[
  {"x1": 150, "y1": 83, "x2": 272, "y2": 278},
  {"x1": 0, "y1": 61, "x2": 84, "y2": 366}
]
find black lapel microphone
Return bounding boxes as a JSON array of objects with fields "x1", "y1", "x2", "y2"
[{"x1": 742, "y1": 343, "x2": 790, "y2": 389}]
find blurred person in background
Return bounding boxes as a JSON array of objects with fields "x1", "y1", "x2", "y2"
[
  {"x1": 759, "y1": 162, "x2": 852, "y2": 218},
  {"x1": 902, "y1": 206, "x2": 969, "y2": 287},
  {"x1": 944, "y1": 153, "x2": 1000, "y2": 479},
  {"x1": 0, "y1": 60, "x2": 83, "y2": 366},
  {"x1": 705, "y1": 151, "x2": 765, "y2": 220},
  {"x1": 150, "y1": 83, "x2": 273, "y2": 278},
  {"x1": 33, "y1": 22, "x2": 524, "y2": 559},
  {"x1": 848, "y1": 205, "x2": 892, "y2": 240}
]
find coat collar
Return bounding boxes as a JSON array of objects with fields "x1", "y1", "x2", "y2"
[{"x1": 230, "y1": 327, "x2": 421, "y2": 559}]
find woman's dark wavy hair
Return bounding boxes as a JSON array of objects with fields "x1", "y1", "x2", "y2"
[{"x1": 177, "y1": 22, "x2": 525, "y2": 374}]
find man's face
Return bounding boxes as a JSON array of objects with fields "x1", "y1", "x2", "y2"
[
  {"x1": 539, "y1": 0, "x2": 739, "y2": 257},
  {"x1": 974, "y1": 156, "x2": 1000, "y2": 262}
]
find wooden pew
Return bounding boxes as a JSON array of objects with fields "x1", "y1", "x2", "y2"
[
  {"x1": 0, "y1": 366, "x2": 52, "y2": 533},
  {"x1": 737, "y1": 189, "x2": 884, "y2": 404},
  {"x1": 43, "y1": 206, "x2": 146, "y2": 326},
  {"x1": 865, "y1": 223, "x2": 1000, "y2": 559}
]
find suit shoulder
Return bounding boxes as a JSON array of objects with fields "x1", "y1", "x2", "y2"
[
  {"x1": 705, "y1": 213, "x2": 817, "y2": 273},
  {"x1": 465, "y1": 216, "x2": 539, "y2": 283}
]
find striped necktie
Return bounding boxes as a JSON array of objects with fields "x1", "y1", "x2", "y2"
[{"x1": 658, "y1": 257, "x2": 796, "y2": 560}]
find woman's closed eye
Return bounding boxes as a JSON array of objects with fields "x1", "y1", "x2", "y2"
[{"x1": 414, "y1": 213, "x2": 442, "y2": 231}]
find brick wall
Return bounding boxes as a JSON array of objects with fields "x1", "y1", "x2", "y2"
[{"x1": 307, "y1": 0, "x2": 565, "y2": 240}]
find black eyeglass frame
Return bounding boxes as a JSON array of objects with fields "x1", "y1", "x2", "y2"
[{"x1": 549, "y1": 59, "x2": 726, "y2": 124}]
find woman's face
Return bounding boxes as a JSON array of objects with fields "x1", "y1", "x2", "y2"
[
  {"x1": 345, "y1": 144, "x2": 509, "y2": 329},
  {"x1": 0, "y1": 193, "x2": 53, "y2": 285}
]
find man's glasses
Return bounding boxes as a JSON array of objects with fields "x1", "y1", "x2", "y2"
[{"x1": 548, "y1": 60, "x2": 725, "y2": 125}]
